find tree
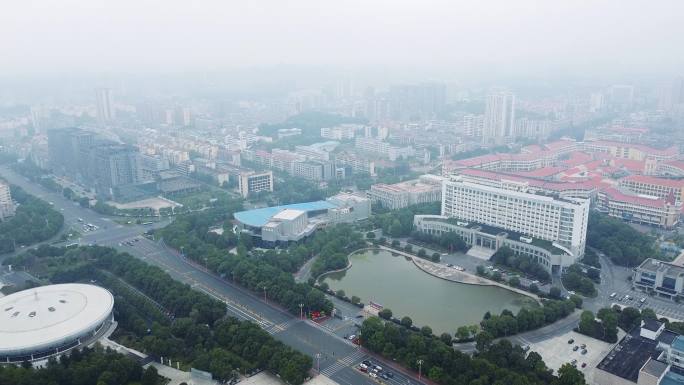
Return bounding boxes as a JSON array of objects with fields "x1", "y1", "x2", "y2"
[
  {"x1": 335, "y1": 289, "x2": 345, "y2": 298},
  {"x1": 456, "y1": 325, "x2": 471, "y2": 341},
  {"x1": 391, "y1": 240, "x2": 400, "y2": 248},
  {"x1": 476, "y1": 265, "x2": 486, "y2": 276},
  {"x1": 400, "y1": 316, "x2": 413, "y2": 328},
  {"x1": 440, "y1": 332, "x2": 453, "y2": 345},
  {"x1": 569, "y1": 295, "x2": 583, "y2": 309},
  {"x1": 475, "y1": 331, "x2": 494, "y2": 351},
  {"x1": 366, "y1": 231, "x2": 376, "y2": 239},
  {"x1": 509, "y1": 277, "x2": 520, "y2": 287},
  {"x1": 492, "y1": 271, "x2": 502, "y2": 281},
  {"x1": 351, "y1": 295, "x2": 361, "y2": 305},
  {"x1": 319, "y1": 282, "x2": 329, "y2": 292},
  {"x1": 417, "y1": 248, "x2": 427, "y2": 258},
  {"x1": 549, "y1": 286, "x2": 562, "y2": 299},
  {"x1": 141, "y1": 366, "x2": 159, "y2": 385},
  {"x1": 618, "y1": 307, "x2": 642, "y2": 331},
  {"x1": 431, "y1": 252, "x2": 441, "y2": 262},
  {"x1": 529, "y1": 283, "x2": 540, "y2": 293},
  {"x1": 641, "y1": 308, "x2": 657, "y2": 320},
  {"x1": 420, "y1": 325, "x2": 433, "y2": 336},
  {"x1": 378, "y1": 308, "x2": 393, "y2": 320},
  {"x1": 554, "y1": 363, "x2": 586, "y2": 385}
]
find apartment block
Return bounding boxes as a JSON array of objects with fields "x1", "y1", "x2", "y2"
[
  {"x1": 0, "y1": 181, "x2": 16, "y2": 221},
  {"x1": 238, "y1": 170, "x2": 274, "y2": 198}
]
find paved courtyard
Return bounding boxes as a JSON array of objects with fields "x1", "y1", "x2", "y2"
[{"x1": 526, "y1": 330, "x2": 620, "y2": 383}]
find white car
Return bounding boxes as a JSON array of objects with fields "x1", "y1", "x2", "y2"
[
  {"x1": 369, "y1": 372, "x2": 378, "y2": 378},
  {"x1": 359, "y1": 363, "x2": 368, "y2": 370},
  {"x1": 609, "y1": 292, "x2": 617, "y2": 298}
]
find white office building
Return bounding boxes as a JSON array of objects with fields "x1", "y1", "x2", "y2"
[
  {"x1": 441, "y1": 176, "x2": 589, "y2": 271},
  {"x1": 483, "y1": 91, "x2": 515, "y2": 145},
  {"x1": 238, "y1": 171, "x2": 273, "y2": 198},
  {"x1": 368, "y1": 174, "x2": 445, "y2": 210}
]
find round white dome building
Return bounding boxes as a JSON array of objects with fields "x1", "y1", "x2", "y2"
[{"x1": 0, "y1": 283, "x2": 114, "y2": 363}]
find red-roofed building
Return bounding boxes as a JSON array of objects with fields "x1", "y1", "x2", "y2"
[
  {"x1": 657, "y1": 160, "x2": 684, "y2": 177},
  {"x1": 597, "y1": 187, "x2": 680, "y2": 228},
  {"x1": 583, "y1": 140, "x2": 678, "y2": 162},
  {"x1": 619, "y1": 175, "x2": 684, "y2": 202}
]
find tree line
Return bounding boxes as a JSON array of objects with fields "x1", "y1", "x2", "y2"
[
  {"x1": 5, "y1": 245, "x2": 313, "y2": 384},
  {"x1": 0, "y1": 346, "x2": 161, "y2": 385},
  {"x1": 0, "y1": 184, "x2": 63, "y2": 253},
  {"x1": 371, "y1": 202, "x2": 440, "y2": 238},
  {"x1": 480, "y1": 298, "x2": 578, "y2": 338},
  {"x1": 360, "y1": 316, "x2": 586, "y2": 385},
  {"x1": 158, "y1": 208, "x2": 334, "y2": 316}
]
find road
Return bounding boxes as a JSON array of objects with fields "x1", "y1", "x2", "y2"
[{"x1": 0, "y1": 166, "x2": 423, "y2": 385}]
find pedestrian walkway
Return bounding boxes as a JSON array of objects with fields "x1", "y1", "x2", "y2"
[
  {"x1": 266, "y1": 318, "x2": 300, "y2": 335},
  {"x1": 320, "y1": 350, "x2": 366, "y2": 376},
  {"x1": 466, "y1": 246, "x2": 496, "y2": 260}
]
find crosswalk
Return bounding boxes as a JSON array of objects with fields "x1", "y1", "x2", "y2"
[
  {"x1": 320, "y1": 350, "x2": 366, "y2": 376},
  {"x1": 265, "y1": 318, "x2": 301, "y2": 335}
]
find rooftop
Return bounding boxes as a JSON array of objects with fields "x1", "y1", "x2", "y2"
[
  {"x1": 234, "y1": 201, "x2": 336, "y2": 227},
  {"x1": 641, "y1": 358, "x2": 669, "y2": 378},
  {"x1": 597, "y1": 330, "x2": 660, "y2": 382},
  {"x1": 622, "y1": 174, "x2": 684, "y2": 189},
  {"x1": 643, "y1": 319, "x2": 663, "y2": 332},
  {"x1": 673, "y1": 336, "x2": 684, "y2": 352},
  {"x1": 272, "y1": 209, "x2": 305, "y2": 221}
]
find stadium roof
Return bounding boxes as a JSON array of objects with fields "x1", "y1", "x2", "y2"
[
  {"x1": 0, "y1": 283, "x2": 114, "y2": 356},
  {"x1": 234, "y1": 201, "x2": 337, "y2": 227}
]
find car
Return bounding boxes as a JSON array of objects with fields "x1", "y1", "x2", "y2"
[
  {"x1": 372, "y1": 368, "x2": 380, "y2": 374},
  {"x1": 581, "y1": 349, "x2": 587, "y2": 355},
  {"x1": 573, "y1": 345, "x2": 579, "y2": 351},
  {"x1": 640, "y1": 297, "x2": 646, "y2": 303},
  {"x1": 618, "y1": 296, "x2": 625, "y2": 301},
  {"x1": 625, "y1": 295, "x2": 631, "y2": 300},
  {"x1": 385, "y1": 372, "x2": 393, "y2": 378},
  {"x1": 381, "y1": 373, "x2": 389, "y2": 380},
  {"x1": 455, "y1": 266, "x2": 465, "y2": 271},
  {"x1": 568, "y1": 339, "x2": 575, "y2": 344},
  {"x1": 571, "y1": 359, "x2": 577, "y2": 366},
  {"x1": 362, "y1": 360, "x2": 372, "y2": 366},
  {"x1": 359, "y1": 366, "x2": 368, "y2": 373},
  {"x1": 373, "y1": 364, "x2": 383, "y2": 371},
  {"x1": 609, "y1": 292, "x2": 617, "y2": 298},
  {"x1": 369, "y1": 372, "x2": 377, "y2": 378},
  {"x1": 348, "y1": 334, "x2": 356, "y2": 340},
  {"x1": 531, "y1": 280, "x2": 540, "y2": 284},
  {"x1": 446, "y1": 263, "x2": 454, "y2": 267},
  {"x1": 568, "y1": 290, "x2": 576, "y2": 296},
  {"x1": 580, "y1": 344, "x2": 586, "y2": 349},
  {"x1": 581, "y1": 363, "x2": 587, "y2": 368},
  {"x1": 359, "y1": 363, "x2": 368, "y2": 370},
  {"x1": 522, "y1": 345, "x2": 531, "y2": 352}
]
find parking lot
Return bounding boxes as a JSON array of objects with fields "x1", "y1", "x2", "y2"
[
  {"x1": 609, "y1": 290, "x2": 684, "y2": 321},
  {"x1": 526, "y1": 330, "x2": 618, "y2": 382}
]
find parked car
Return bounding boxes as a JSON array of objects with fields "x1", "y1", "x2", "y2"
[
  {"x1": 568, "y1": 339, "x2": 575, "y2": 344},
  {"x1": 581, "y1": 363, "x2": 587, "y2": 368},
  {"x1": 573, "y1": 346, "x2": 579, "y2": 351},
  {"x1": 581, "y1": 349, "x2": 587, "y2": 355},
  {"x1": 609, "y1": 292, "x2": 617, "y2": 298}
]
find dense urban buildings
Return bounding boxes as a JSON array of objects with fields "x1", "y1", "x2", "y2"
[{"x1": 483, "y1": 91, "x2": 515, "y2": 145}]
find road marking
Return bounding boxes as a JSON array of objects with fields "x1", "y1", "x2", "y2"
[{"x1": 321, "y1": 350, "x2": 366, "y2": 376}]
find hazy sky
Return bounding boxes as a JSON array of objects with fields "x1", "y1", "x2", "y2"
[{"x1": 2, "y1": 0, "x2": 683, "y2": 79}]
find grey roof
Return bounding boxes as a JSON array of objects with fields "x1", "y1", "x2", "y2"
[
  {"x1": 641, "y1": 358, "x2": 669, "y2": 378},
  {"x1": 643, "y1": 319, "x2": 664, "y2": 332},
  {"x1": 597, "y1": 330, "x2": 660, "y2": 382}
]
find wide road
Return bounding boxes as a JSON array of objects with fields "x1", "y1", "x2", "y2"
[{"x1": 0, "y1": 166, "x2": 422, "y2": 385}]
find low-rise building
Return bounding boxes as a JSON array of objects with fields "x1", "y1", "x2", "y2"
[
  {"x1": 368, "y1": 174, "x2": 445, "y2": 209},
  {"x1": 595, "y1": 320, "x2": 684, "y2": 385},
  {"x1": 633, "y1": 258, "x2": 684, "y2": 302},
  {"x1": 620, "y1": 175, "x2": 684, "y2": 203},
  {"x1": 354, "y1": 137, "x2": 415, "y2": 161},
  {"x1": 597, "y1": 188, "x2": 681, "y2": 229},
  {"x1": 414, "y1": 215, "x2": 574, "y2": 273},
  {"x1": 234, "y1": 193, "x2": 370, "y2": 246}
]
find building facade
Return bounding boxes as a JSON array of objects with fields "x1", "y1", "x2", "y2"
[
  {"x1": 483, "y1": 91, "x2": 515, "y2": 145},
  {"x1": 0, "y1": 181, "x2": 16, "y2": 221},
  {"x1": 441, "y1": 176, "x2": 590, "y2": 266},
  {"x1": 238, "y1": 170, "x2": 274, "y2": 198},
  {"x1": 368, "y1": 174, "x2": 445, "y2": 210},
  {"x1": 633, "y1": 258, "x2": 684, "y2": 301}
]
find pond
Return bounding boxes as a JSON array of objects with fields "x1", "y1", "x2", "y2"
[{"x1": 322, "y1": 249, "x2": 537, "y2": 335}]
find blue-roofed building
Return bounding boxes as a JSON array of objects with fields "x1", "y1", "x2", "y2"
[{"x1": 234, "y1": 193, "x2": 370, "y2": 246}]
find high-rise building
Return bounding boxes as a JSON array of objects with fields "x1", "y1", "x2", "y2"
[
  {"x1": 88, "y1": 144, "x2": 140, "y2": 196},
  {"x1": 47, "y1": 127, "x2": 95, "y2": 179},
  {"x1": 389, "y1": 83, "x2": 446, "y2": 121},
  {"x1": 483, "y1": 91, "x2": 515, "y2": 145},
  {"x1": 441, "y1": 175, "x2": 589, "y2": 267},
  {"x1": 0, "y1": 181, "x2": 16, "y2": 221},
  {"x1": 95, "y1": 88, "x2": 115, "y2": 124}
]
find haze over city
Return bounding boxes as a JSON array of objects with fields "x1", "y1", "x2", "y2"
[{"x1": 1, "y1": 2, "x2": 684, "y2": 385}]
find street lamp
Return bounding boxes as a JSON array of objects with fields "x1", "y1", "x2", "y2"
[
  {"x1": 299, "y1": 303, "x2": 304, "y2": 319},
  {"x1": 315, "y1": 353, "x2": 321, "y2": 373},
  {"x1": 417, "y1": 359, "x2": 424, "y2": 381},
  {"x1": 263, "y1": 286, "x2": 267, "y2": 301}
]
